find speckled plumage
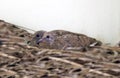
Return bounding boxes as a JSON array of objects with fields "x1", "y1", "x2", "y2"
[{"x1": 29, "y1": 30, "x2": 102, "y2": 50}]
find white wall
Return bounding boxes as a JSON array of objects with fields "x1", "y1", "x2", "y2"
[{"x1": 0, "y1": 0, "x2": 120, "y2": 45}]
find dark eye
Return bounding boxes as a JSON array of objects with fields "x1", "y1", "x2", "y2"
[
  {"x1": 36, "y1": 34, "x2": 40, "y2": 37},
  {"x1": 46, "y1": 35, "x2": 50, "y2": 38}
]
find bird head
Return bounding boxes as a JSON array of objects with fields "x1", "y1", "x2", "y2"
[
  {"x1": 30, "y1": 30, "x2": 46, "y2": 45},
  {"x1": 36, "y1": 32, "x2": 55, "y2": 45}
]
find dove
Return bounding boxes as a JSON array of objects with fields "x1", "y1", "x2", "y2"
[
  {"x1": 118, "y1": 41, "x2": 120, "y2": 47},
  {"x1": 29, "y1": 30, "x2": 102, "y2": 51},
  {"x1": 29, "y1": 30, "x2": 46, "y2": 46}
]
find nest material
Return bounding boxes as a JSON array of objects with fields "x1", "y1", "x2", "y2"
[{"x1": 0, "y1": 20, "x2": 120, "y2": 78}]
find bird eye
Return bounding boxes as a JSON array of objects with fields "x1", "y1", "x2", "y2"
[
  {"x1": 36, "y1": 34, "x2": 40, "y2": 37},
  {"x1": 46, "y1": 35, "x2": 50, "y2": 38}
]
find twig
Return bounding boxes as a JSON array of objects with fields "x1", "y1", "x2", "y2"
[
  {"x1": 101, "y1": 62, "x2": 120, "y2": 68},
  {"x1": 0, "y1": 36, "x2": 25, "y2": 42},
  {"x1": 16, "y1": 25, "x2": 36, "y2": 32},
  {"x1": 89, "y1": 69, "x2": 112, "y2": 77},
  {"x1": 0, "y1": 52, "x2": 17, "y2": 59},
  {"x1": 0, "y1": 68, "x2": 17, "y2": 75},
  {"x1": 48, "y1": 56, "x2": 113, "y2": 77},
  {"x1": 48, "y1": 56, "x2": 83, "y2": 68},
  {"x1": 98, "y1": 46, "x2": 120, "y2": 52}
]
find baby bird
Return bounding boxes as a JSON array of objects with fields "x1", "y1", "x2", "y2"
[
  {"x1": 29, "y1": 30, "x2": 102, "y2": 51},
  {"x1": 29, "y1": 30, "x2": 46, "y2": 46},
  {"x1": 118, "y1": 41, "x2": 120, "y2": 47}
]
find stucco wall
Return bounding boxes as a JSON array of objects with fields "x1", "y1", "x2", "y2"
[{"x1": 0, "y1": 0, "x2": 120, "y2": 45}]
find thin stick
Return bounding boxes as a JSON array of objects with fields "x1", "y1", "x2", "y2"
[
  {"x1": 89, "y1": 69, "x2": 112, "y2": 77},
  {"x1": 48, "y1": 56, "x2": 113, "y2": 77},
  {"x1": 48, "y1": 56, "x2": 83, "y2": 68},
  {"x1": 0, "y1": 68, "x2": 17, "y2": 75},
  {"x1": 0, "y1": 52, "x2": 17, "y2": 59},
  {"x1": 16, "y1": 25, "x2": 36, "y2": 32}
]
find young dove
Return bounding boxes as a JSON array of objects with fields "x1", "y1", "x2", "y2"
[{"x1": 29, "y1": 30, "x2": 102, "y2": 51}]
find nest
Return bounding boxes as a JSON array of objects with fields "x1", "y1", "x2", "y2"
[{"x1": 0, "y1": 20, "x2": 120, "y2": 78}]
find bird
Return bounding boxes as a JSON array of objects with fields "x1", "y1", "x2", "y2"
[
  {"x1": 117, "y1": 41, "x2": 120, "y2": 47},
  {"x1": 29, "y1": 30, "x2": 46, "y2": 46},
  {"x1": 29, "y1": 30, "x2": 102, "y2": 51}
]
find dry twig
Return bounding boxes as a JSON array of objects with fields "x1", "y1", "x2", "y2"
[{"x1": 0, "y1": 52, "x2": 17, "y2": 59}]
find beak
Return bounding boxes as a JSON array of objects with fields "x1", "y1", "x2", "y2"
[{"x1": 36, "y1": 38, "x2": 44, "y2": 44}]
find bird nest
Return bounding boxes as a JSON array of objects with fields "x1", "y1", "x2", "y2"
[{"x1": 0, "y1": 20, "x2": 120, "y2": 78}]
